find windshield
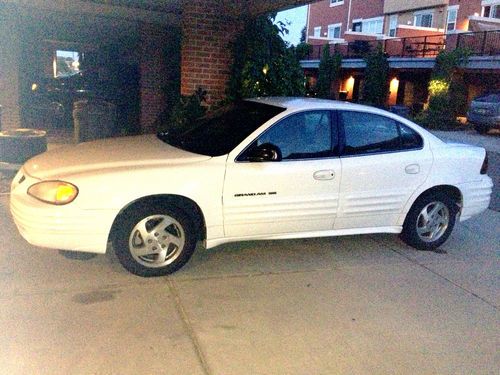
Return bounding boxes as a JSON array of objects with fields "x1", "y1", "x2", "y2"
[
  {"x1": 475, "y1": 93, "x2": 500, "y2": 103},
  {"x1": 157, "y1": 101, "x2": 285, "y2": 156}
]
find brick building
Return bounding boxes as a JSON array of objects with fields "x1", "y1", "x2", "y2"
[
  {"x1": 303, "y1": 0, "x2": 500, "y2": 108},
  {"x1": 307, "y1": 0, "x2": 500, "y2": 40}
]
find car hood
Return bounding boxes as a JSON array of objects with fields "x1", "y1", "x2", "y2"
[{"x1": 24, "y1": 134, "x2": 211, "y2": 179}]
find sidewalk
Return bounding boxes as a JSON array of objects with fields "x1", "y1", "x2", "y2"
[{"x1": 0, "y1": 194, "x2": 498, "y2": 375}]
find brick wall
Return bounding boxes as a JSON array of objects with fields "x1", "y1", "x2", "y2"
[
  {"x1": 308, "y1": 0, "x2": 385, "y2": 41},
  {"x1": 307, "y1": 0, "x2": 348, "y2": 39},
  {"x1": 0, "y1": 6, "x2": 21, "y2": 131},
  {"x1": 449, "y1": 0, "x2": 481, "y2": 31},
  {"x1": 139, "y1": 24, "x2": 179, "y2": 133},
  {"x1": 180, "y1": 0, "x2": 241, "y2": 106},
  {"x1": 350, "y1": 0, "x2": 384, "y2": 22}
]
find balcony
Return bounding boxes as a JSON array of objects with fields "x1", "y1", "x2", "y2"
[{"x1": 303, "y1": 29, "x2": 500, "y2": 61}]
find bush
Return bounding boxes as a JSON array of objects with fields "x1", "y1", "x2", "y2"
[
  {"x1": 158, "y1": 87, "x2": 207, "y2": 133},
  {"x1": 418, "y1": 48, "x2": 470, "y2": 130},
  {"x1": 316, "y1": 45, "x2": 342, "y2": 99},
  {"x1": 362, "y1": 46, "x2": 389, "y2": 107},
  {"x1": 294, "y1": 42, "x2": 312, "y2": 61}
]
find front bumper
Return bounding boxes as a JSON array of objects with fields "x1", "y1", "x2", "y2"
[
  {"x1": 10, "y1": 170, "x2": 116, "y2": 253},
  {"x1": 458, "y1": 176, "x2": 493, "y2": 221}
]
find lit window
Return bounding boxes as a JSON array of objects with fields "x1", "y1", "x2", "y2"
[
  {"x1": 328, "y1": 23, "x2": 342, "y2": 39},
  {"x1": 446, "y1": 6, "x2": 458, "y2": 31},
  {"x1": 313, "y1": 26, "x2": 321, "y2": 38},
  {"x1": 54, "y1": 50, "x2": 80, "y2": 78},
  {"x1": 414, "y1": 12, "x2": 433, "y2": 27}
]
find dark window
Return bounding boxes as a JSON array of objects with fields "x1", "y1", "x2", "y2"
[
  {"x1": 250, "y1": 111, "x2": 336, "y2": 160},
  {"x1": 157, "y1": 101, "x2": 285, "y2": 157},
  {"x1": 340, "y1": 111, "x2": 401, "y2": 155},
  {"x1": 399, "y1": 123, "x2": 423, "y2": 150},
  {"x1": 352, "y1": 22, "x2": 362, "y2": 32},
  {"x1": 475, "y1": 92, "x2": 500, "y2": 103}
]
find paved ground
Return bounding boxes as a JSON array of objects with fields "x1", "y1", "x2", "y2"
[{"x1": 0, "y1": 194, "x2": 498, "y2": 375}]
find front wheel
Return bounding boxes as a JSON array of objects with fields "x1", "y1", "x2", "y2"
[
  {"x1": 112, "y1": 203, "x2": 197, "y2": 277},
  {"x1": 400, "y1": 193, "x2": 458, "y2": 251},
  {"x1": 474, "y1": 124, "x2": 489, "y2": 134}
]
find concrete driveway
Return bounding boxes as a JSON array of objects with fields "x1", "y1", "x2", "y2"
[{"x1": 0, "y1": 195, "x2": 498, "y2": 375}]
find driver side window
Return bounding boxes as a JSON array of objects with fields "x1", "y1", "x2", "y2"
[{"x1": 254, "y1": 111, "x2": 335, "y2": 160}]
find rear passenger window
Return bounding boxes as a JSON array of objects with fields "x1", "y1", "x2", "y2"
[
  {"x1": 399, "y1": 124, "x2": 423, "y2": 150},
  {"x1": 340, "y1": 111, "x2": 401, "y2": 156}
]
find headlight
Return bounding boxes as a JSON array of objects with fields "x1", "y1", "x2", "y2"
[{"x1": 27, "y1": 181, "x2": 78, "y2": 205}]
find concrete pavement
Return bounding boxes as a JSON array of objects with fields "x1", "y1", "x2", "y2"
[{"x1": 0, "y1": 195, "x2": 499, "y2": 375}]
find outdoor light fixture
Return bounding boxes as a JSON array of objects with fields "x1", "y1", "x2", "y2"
[{"x1": 390, "y1": 77, "x2": 399, "y2": 92}]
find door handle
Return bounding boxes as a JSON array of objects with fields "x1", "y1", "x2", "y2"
[
  {"x1": 313, "y1": 170, "x2": 335, "y2": 180},
  {"x1": 405, "y1": 164, "x2": 420, "y2": 174}
]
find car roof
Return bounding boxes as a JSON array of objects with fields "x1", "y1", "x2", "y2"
[{"x1": 244, "y1": 96, "x2": 387, "y2": 114}]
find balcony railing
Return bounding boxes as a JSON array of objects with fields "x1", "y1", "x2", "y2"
[{"x1": 303, "y1": 29, "x2": 500, "y2": 60}]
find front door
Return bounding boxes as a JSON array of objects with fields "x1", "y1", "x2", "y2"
[{"x1": 223, "y1": 110, "x2": 341, "y2": 238}]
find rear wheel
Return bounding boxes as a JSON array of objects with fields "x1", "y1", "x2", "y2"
[
  {"x1": 401, "y1": 192, "x2": 458, "y2": 250},
  {"x1": 112, "y1": 203, "x2": 197, "y2": 276}
]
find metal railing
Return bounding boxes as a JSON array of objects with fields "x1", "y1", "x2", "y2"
[
  {"x1": 455, "y1": 30, "x2": 500, "y2": 55},
  {"x1": 303, "y1": 29, "x2": 500, "y2": 60}
]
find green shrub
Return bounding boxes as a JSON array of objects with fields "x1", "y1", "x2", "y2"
[
  {"x1": 316, "y1": 45, "x2": 342, "y2": 99},
  {"x1": 419, "y1": 48, "x2": 470, "y2": 130},
  {"x1": 362, "y1": 46, "x2": 389, "y2": 107},
  {"x1": 158, "y1": 87, "x2": 207, "y2": 133}
]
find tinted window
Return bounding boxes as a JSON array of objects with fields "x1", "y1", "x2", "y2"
[
  {"x1": 474, "y1": 93, "x2": 500, "y2": 103},
  {"x1": 157, "y1": 101, "x2": 285, "y2": 156},
  {"x1": 251, "y1": 111, "x2": 335, "y2": 160},
  {"x1": 340, "y1": 111, "x2": 401, "y2": 155},
  {"x1": 399, "y1": 123, "x2": 423, "y2": 150}
]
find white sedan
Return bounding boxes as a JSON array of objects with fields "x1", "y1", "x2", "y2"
[{"x1": 10, "y1": 98, "x2": 493, "y2": 276}]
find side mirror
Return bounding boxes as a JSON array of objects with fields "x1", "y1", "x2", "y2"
[{"x1": 245, "y1": 143, "x2": 282, "y2": 162}]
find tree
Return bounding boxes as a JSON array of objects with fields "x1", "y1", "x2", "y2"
[
  {"x1": 316, "y1": 45, "x2": 342, "y2": 99},
  {"x1": 362, "y1": 46, "x2": 389, "y2": 107},
  {"x1": 300, "y1": 25, "x2": 306, "y2": 43},
  {"x1": 228, "y1": 13, "x2": 305, "y2": 99}
]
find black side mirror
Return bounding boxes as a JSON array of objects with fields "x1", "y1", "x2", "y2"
[{"x1": 245, "y1": 143, "x2": 282, "y2": 162}]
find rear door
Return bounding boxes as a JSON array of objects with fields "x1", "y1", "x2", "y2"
[{"x1": 335, "y1": 110, "x2": 432, "y2": 230}]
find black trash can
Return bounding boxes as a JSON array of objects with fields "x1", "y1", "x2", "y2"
[
  {"x1": 73, "y1": 99, "x2": 116, "y2": 143},
  {"x1": 0, "y1": 129, "x2": 47, "y2": 164}
]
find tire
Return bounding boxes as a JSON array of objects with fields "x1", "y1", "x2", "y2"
[
  {"x1": 474, "y1": 124, "x2": 489, "y2": 135},
  {"x1": 400, "y1": 192, "x2": 458, "y2": 251},
  {"x1": 112, "y1": 202, "x2": 197, "y2": 277},
  {"x1": 0, "y1": 129, "x2": 47, "y2": 164}
]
